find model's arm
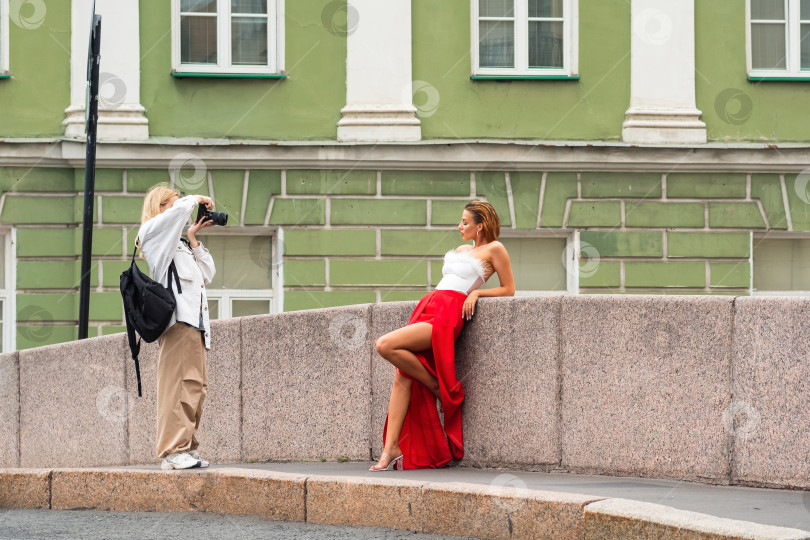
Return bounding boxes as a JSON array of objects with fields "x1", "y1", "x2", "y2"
[{"x1": 462, "y1": 243, "x2": 515, "y2": 319}]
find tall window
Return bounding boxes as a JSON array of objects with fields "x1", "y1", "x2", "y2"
[
  {"x1": 196, "y1": 234, "x2": 280, "y2": 318},
  {"x1": 1, "y1": 0, "x2": 9, "y2": 76},
  {"x1": 172, "y1": 0, "x2": 284, "y2": 75},
  {"x1": 753, "y1": 237, "x2": 810, "y2": 294},
  {"x1": 472, "y1": 0, "x2": 578, "y2": 76},
  {"x1": 748, "y1": 0, "x2": 810, "y2": 77}
]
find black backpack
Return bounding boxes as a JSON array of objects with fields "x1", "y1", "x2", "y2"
[{"x1": 120, "y1": 246, "x2": 181, "y2": 397}]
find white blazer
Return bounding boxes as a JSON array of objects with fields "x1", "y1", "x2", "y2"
[{"x1": 136, "y1": 195, "x2": 216, "y2": 349}]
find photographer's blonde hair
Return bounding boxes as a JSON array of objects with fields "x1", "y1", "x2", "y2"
[
  {"x1": 137, "y1": 183, "x2": 181, "y2": 258},
  {"x1": 141, "y1": 183, "x2": 181, "y2": 224}
]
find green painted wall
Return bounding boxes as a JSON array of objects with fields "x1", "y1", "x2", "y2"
[
  {"x1": 0, "y1": 164, "x2": 805, "y2": 347},
  {"x1": 139, "y1": 0, "x2": 346, "y2": 140},
  {"x1": 0, "y1": 1, "x2": 71, "y2": 136},
  {"x1": 411, "y1": 0, "x2": 630, "y2": 140},
  {"x1": 696, "y1": 2, "x2": 810, "y2": 142}
]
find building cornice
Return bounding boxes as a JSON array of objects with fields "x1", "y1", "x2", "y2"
[{"x1": 0, "y1": 138, "x2": 809, "y2": 173}]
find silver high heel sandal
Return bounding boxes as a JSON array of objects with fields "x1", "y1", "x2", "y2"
[{"x1": 369, "y1": 453, "x2": 403, "y2": 471}]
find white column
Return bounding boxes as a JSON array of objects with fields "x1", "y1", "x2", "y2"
[
  {"x1": 64, "y1": 0, "x2": 148, "y2": 141},
  {"x1": 622, "y1": 0, "x2": 706, "y2": 145},
  {"x1": 337, "y1": 0, "x2": 420, "y2": 142}
]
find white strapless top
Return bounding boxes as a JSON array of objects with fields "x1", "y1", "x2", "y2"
[{"x1": 435, "y1": 250, "x2": 487, "y2": 294}]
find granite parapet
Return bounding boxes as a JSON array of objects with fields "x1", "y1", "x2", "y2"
[{"x1": 241, "y1": 304, "x2": 373, "y2": 462}]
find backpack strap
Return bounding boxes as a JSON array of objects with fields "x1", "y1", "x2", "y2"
[
  {"x1": 123, "y1": 307, "x2": 143, "y2": 397},
  {"x1": 167, "y1": 261, "x2": 182, "y2": 295}
]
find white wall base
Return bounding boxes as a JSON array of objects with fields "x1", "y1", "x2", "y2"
[
  {"x1": 63, "y1": 105, "x2": 150, "y2": 141},
  {"x1": 337, "y1": 105, "x2": 421, "y2": 142},
  {"x1": 622, "y1": 108, "x2": 707, "y2": 145}
]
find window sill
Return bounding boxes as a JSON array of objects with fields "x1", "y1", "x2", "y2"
[
  {"x1": 171, "y1": 72, "x2": 286, "y2": 79},
  {"x1": 0, "y1": 74, "x2": 9, "y2": 79},
  {"x1": 470, "y1": 74, "x2": 579, "y2": 81},
  {"x1": 748, "y1": 76, "x2": 810, "y2": 82}
]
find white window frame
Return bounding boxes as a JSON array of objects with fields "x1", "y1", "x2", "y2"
[
  {"x1": 747, "y1": 0, "x2": 810, "y2": 78},
  {"x1": 201, "y1": 230, "x2": 282, "y2": 319},
  {"x1": 0, "y1": 229, "x2": 16, "y2": 352},
  {"x1": 171, "y1": 0, "x2": 285, "y2": 75},
  {"x1": 0, "y1": 0, "x2": 9, "y2": 76},
  {"x1": 471, "y1": 0, "x2": 578, "y2": 77}
]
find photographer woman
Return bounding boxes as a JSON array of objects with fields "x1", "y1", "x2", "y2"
[{"x1": 136, "y1": 183, "x2": 216, "y2": 470}]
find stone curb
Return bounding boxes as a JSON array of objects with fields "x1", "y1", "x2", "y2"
[{"x1": 0, "y1": 468, "x2": 808, "y2": 540}]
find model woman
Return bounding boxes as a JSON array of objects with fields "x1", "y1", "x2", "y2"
[
  {"x1": 372, "y1": 200, "x2": 515, "y2": 470},
  {"x1": 137, "y1": 184, "x2": 216, "y2": 470}
]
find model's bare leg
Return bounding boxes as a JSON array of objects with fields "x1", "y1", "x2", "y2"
[
  {"x1": 371, "y1": 371, "x2": 411, "y2": 470},
  {"x1": 375, "y1": 323, "x2": 439, "y2": 397},
  {"x1": 372, "y1": 322, "x2": 438, "y2": 470}
]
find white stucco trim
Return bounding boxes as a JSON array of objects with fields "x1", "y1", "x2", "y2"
[
  {"x1": 4, "y1": 139, "x2": 810, "y2": 172},
  {"x1": 64, "y1": 0, "x2": 148, "y2": 141},
  {"x1": 337, "y1": 0, "x2": 421, "y2": 142},
  {"x1": 0, "y1": 0, "x2": 9, "y2": 75},
  {"x1": 622, "y1": 0, "x2": 706, "y2": 144},
  {"x1": 3, "y1": 228, "x2": 15, "y2": 352}
]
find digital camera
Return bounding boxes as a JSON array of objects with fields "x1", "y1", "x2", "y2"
[{"x1": 196, "y1": 204, "x2": 228, "y2": 227}]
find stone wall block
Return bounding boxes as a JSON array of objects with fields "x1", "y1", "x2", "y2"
[
  {"x1": 241, "y1": 305, "x2": 372, "y2": 461},
  {"x1": 732, "y1": 297, "x2": 810, "y2": 488},
  {"x1": 457, "y1": 296, "x2": 561, "y2": 468},
  {"x1": 20, "y1": 335, "x2": 129, "y2": 467},
  {"x1": 561, "y1": 295, "x2": 733, "y2": 481},
  {"x1": 0, "y1": 469, "x2": 51, "y2": 509},
  {"x1": 0, "y1": 352, "x2": 19, "y2": 467}
]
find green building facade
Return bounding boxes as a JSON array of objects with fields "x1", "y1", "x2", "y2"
[{"x1": 0, "y1": 0, "x2": 808, "y2": 350}]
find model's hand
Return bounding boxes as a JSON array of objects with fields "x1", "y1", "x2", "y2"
[
  {"x1": 195, "y1": 195, "x2": 214, "y2": 210},
  {"x1": 462, "y1": 290, "x2": 479, "y2": 320}
]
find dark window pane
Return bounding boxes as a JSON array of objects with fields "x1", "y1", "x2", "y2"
[
  {"x1": 181, "y1": 15, "x2": 218, "y2": 64},
  {"x1": 199, "y1": 236, "x2": 272, "y2": 290},
  {"x1": 751, "y1": 23, "x2": 786, "y2": 69},
  {"x1": 802, "y1": 0, "x2": 810, "y2": 19},
  {"x1": 753, "y1": 239, "x2": 810, "y2": 290},
  {"x1": 479, "y1": 20, "x2": 514, "y2": 68},
  {"x1": 181, "y1": 0, "x2": 216, "y2": 13},
  {"x1": 232, "y1": 17, "x2": 268, "y2": 65},
  {"x1": 529, "y1": 0, "x2": 562, "y2": 18},
  {"x1": 529, "y1": 21, "x2": 564, "y2": 68},
  {"x1": 479, "y1": 0, "x2": 513, "y2": 17},
  {"x1": 207, "y1": 299, "x2": 219, "y2": 320},
  {"x1": 231, "y1": 0, "x2": 267, "y2": 14},
  {"x1": 232, "y1": 299, "x2": 271, "y2": 317},
  {"x1": 802, "y1": 24, "x2": 810, "y2": 69},
  {"x1": 751, "y1": 0, "x2": 785, "y2": 20}
]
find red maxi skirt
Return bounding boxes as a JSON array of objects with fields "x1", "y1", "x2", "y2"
[{"x1": 382, "y1": 289, "x2": 467, "y2": 469}]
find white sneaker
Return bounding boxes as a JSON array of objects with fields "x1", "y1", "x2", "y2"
[
  {"x1": 188, "y1": 449, "x2": 209, "y2": 468},
  {"x1": 161, "y1": 452, "x2": 201, "y2": 470}
]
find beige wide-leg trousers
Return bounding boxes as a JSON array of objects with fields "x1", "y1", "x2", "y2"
[{"x1": 156, "y1": 322, "x2": 207, "y2": 458}]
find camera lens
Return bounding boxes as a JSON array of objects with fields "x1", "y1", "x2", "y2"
[{"x1": 209, "y1": 211, "x2": 228, "y2": 226}]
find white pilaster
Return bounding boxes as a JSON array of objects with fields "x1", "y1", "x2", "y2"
[
  {"x1": 337, "y1": 0, "x2": 420, "y2": 142},
  {"x1": 622, "y1": 0, "x2": 706, "y2": 145},
  {"x1": 64, "y1": 0, "x2": 148, "y2": 141}
]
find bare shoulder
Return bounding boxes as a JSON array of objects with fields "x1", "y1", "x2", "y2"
[
  {"x1": 487, "y1": 241, "x2": 508, "y2": 255},
  {"x1": 456, "y1": 244, "x2": 474, "y2": 253}
]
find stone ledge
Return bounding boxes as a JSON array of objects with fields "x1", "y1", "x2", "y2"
[
  {"x1": 2, "y1": 468, "x2": 808, "y2": 540},
  {"x1": 582, "y1": 498, "x2": 810, "y2": 540}
]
